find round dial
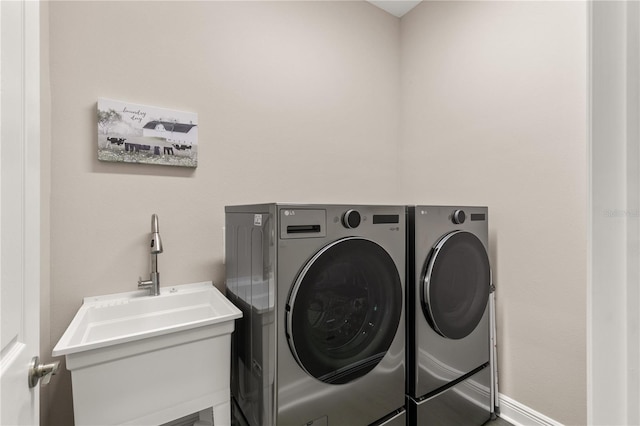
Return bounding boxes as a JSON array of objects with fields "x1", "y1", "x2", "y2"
[
  {"x1": 452, "y1": 209, "x2": 466, "y2": 225},
  {"x1": 342, "y1": 209, "x2": 361, "y2": 229}
]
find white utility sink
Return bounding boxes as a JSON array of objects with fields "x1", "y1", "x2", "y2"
[
  {"x1": 53, "y1": 281, "x2": 242, "y2": 426},
  {"x1": 53, "y1": 281, "x2": 240, "y2": 356}
]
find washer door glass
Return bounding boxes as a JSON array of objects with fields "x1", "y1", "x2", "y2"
[
  {"x1": 286, "y1": 237, "x2": 402, "y2": 385},
  {"x1": 422, "y1": 231, "x2": 490, "y2": 340}
]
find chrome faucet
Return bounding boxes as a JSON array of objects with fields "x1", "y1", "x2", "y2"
[{"x1": 138, "y1": 214, "x2": 163, "y2": 296}]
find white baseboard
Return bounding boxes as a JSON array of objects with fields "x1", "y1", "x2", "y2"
[{"x1": 498, "y1": 393, "x2": 564, "y2": 426}]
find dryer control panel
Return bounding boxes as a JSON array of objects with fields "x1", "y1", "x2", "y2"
[{"x1": 451, "y1": 209, "x2": 487, "y2": 224}]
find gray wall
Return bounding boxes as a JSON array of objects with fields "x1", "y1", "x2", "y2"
[
  {"x1": 41, "y1": 1, "x2": 588, "y2": 425},
  {"x1": 42, "y1": 2, "x2": 400, "y2": 424},
  {"x1": 399, "y1": 2, "x2": 587, "y2": 424}
]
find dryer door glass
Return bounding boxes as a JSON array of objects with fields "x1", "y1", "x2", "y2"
[
  {"x1": 286, "y1": 237, "x2": 402, "y2": 385},
  {"x1": 422, "y1": 231, "x2": 490, "y2": 340}
]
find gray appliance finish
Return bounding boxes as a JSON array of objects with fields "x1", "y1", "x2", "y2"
[
  {"x1": 225, "y1": 204, "x2": 406, "y2": 426},
  {"x1": 407, "y1": 368, "x2": 492, "y2": 426},
  {"x1": 406, "y1": 206, "x2": 493, "y2": 425}
]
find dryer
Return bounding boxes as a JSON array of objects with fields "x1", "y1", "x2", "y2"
[
  {"x1": 406, "y1": 206, "x2": 493, "y2": 425},
  {"x1": 225, "y1": 204, "x2": 406, "y2": 426}
]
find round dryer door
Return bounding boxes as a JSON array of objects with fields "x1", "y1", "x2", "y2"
[
  {"x1": 286, "y1": 237, "x2": 402, "y2": 385},
  {"x1": 422, "y1": 230, "x2": 491, "y2": 340}
]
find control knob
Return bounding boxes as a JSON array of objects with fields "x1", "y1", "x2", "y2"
[
  {"x1": 342, "y1": 209, "x2": 361, "y2": 229},
  {"x1": 452, "y1": 209, "x2": 466, "y2": 224}
]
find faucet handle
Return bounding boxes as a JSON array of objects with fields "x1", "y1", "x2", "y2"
[{"x1": 138, "y1": 276, "x2": 152, "y2": 288}]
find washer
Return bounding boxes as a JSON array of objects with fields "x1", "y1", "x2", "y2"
[
  {"x1": 225, "y1": 204, "x2": 406, "y2": 426},
  {"x1": 406, "y1": 206, "x2": 493, "y2": 425}
]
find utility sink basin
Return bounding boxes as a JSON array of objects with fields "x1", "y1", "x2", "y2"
[
  {"x1": 53, "y1": 281, "x2": 240, "y2": 356},
  {"x1": 53, "y1": 281, "x2": 242, "y2": 426}
]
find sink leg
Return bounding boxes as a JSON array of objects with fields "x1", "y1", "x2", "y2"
[
  {"x1": 195, "y1": 403, "x2": 230, "y2": 426},
  {"x1": 213, "y1": 400, "x2": 231, "y2": 426},
  {"x1": 194, "y1": 408, "x2": 213, "y2": 426}
]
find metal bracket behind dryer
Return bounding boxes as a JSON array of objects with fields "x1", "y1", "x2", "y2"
[{"x1": 489, "y1": 285, "x2": 500, "y2": 418}]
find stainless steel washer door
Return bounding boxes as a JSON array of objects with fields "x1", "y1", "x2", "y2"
[
  {"x1": 422, "y1": 231, "x2": 490, "y2": 340},
  {"x1": 286, "y1": 237, "x2": 402, "y2": 385}
]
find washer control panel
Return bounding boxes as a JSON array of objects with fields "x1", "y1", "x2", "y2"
[{"x1": 280, "y1": 208, "x2": 327, "y2": 239}]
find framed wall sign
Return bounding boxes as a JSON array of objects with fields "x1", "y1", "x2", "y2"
[{"x1": 97, "y1": 98, "x2": 198, "y2": 168}]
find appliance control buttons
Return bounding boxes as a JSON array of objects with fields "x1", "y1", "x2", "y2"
[
  {"x1": 452, "y1": 209, "x2": 466, "y2": 224},
  {"x1": 342, "y1": 209, "x2": 361, "y2": 229}
]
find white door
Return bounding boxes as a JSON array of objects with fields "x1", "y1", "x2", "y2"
[{"x1": 0, "y1": 0, "x2": 41, "y2": 424}]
